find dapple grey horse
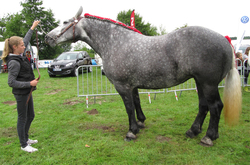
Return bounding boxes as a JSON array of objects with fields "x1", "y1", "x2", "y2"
[{"x1": 45, "y1": 7, "x2": 241, "y2": 146}]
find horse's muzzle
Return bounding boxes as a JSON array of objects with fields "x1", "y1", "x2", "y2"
[{"x1": 45, "y1": 35, "x2": 57, "y2": 46}]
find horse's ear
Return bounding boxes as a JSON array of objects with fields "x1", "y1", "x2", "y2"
[{"x1": 75, "y1": 6, "x2": 83, "y2": 19}]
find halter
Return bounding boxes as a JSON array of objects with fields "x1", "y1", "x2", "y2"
[{"x1": 45, "y1": 17, "x2": 83, "y2": 42}]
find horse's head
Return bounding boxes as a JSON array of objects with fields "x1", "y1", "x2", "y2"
[{"x1": 45, "y1": 6, "x2": 86, "y2": 47}]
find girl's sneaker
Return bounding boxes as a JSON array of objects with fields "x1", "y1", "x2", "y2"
[
  {"x1": 27, "y1": 139, "x2": 38, "y2": 145},
  {"x1": 21, "y1": 145, "x2": 38, "y2": 153}
]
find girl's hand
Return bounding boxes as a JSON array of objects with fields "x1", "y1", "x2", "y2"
[
  {"x1": 31, "y1": 20, "x2": 41, "y2": 30},
  {"x1": 30, "y1": 78, "x2": 39, "y2": 86}
]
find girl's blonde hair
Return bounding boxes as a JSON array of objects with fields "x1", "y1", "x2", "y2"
[{"x1": 1, "y1": 36, "x2": 23, "y2": 63}]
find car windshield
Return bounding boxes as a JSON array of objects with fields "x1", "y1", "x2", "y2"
[{"x1": 56, "y1": 53, "x2": 78, "y2": 60}]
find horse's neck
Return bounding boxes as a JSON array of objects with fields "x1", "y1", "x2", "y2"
[{"x1": 82, "y1": 19, "x2": 113, "y2": 58}]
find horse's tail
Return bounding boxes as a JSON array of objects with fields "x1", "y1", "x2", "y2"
[{"x1": 223, "y1": 46, "x2": 242, "y2": 126}]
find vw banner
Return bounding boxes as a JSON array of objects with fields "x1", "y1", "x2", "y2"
[{"x1": 235, "y1": 16, "x2": 249, "y2": 53}]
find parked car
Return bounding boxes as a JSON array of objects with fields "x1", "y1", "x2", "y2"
[
  {"x1": 48, "y1": 51, "x2": 92, "y2": 77},
  {"x1": 95, "y1": 54, "x2": 105, "y2": 75}
]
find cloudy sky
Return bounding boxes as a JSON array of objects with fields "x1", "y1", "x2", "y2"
[{"x1": 0, "y1": 0, "x2": 250, "y2": 39}]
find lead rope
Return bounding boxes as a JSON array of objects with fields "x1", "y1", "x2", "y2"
[
  {"x1": 38, "y1": 24, "x2": 47, "y2": 35},
  {"x1": 38, "y1": 24, "x2": 57, "y2": 41},
  {"x1": 26, "y1": 30, "x2": 41, "y2": 105}
]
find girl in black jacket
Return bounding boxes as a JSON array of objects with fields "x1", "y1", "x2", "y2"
[{"x1": 1, "y1": 20, "x2": 40, "y2": 153}]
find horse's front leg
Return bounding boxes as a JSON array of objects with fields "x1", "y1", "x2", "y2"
[
  {"x1": 114, "y1": 84, "x2": 140, "y2": 141},
  {"x1": 186, "y1": 97, "x2": 208, "y2": 138},
  {"x1": 133, "y1": 88, "x2": 146, "y2": 128},
  {"x1": 186, "y1": 82, "x2": 208, "y2": 138}
]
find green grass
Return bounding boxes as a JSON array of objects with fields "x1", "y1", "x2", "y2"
[{"x1": 0, "y1": 69, "x2": 250, "y2": 165}]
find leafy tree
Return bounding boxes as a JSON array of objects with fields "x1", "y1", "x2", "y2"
[
  {"x1": 20, "y1": 0, "x2": 71, "y2": 59},
  {"x1": 117, "y1": 10, "x2": 158, "y2": 36},
  {"x1": 3, "y1": 13, "x2": 24, "y2": 37},
  {"x1": 175, "y1": 24, "x2": 188, "y2": 30},
  {"x1": 158, "y1": 25, "x2": 167, "y2": 36},
  {"x1": 1, "y1": 0, "x2": 71, "y2": 59},
  {"x1": 0, "y1": 16, "x2": 10, "y2": 41}
]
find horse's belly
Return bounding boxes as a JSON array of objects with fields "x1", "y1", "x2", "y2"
[{"x1": 137, "y1": 74, "x2": 190, "y2": 89}]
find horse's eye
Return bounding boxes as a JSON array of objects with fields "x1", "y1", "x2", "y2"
[{"x1": 63, "y1": 21, "x2": 68, "y2": 24}]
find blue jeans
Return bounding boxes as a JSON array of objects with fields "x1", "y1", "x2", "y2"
[{"x1": 14, "y1": 94, "x2": 35, "y2": 148}]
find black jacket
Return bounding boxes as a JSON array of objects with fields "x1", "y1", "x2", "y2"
[{"x1": 7, "y1": 55, "x2": 36, "y2": 95}]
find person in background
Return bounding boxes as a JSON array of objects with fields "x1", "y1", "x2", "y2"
[
  {"x1": 26, "y1": 51, "x2": 31, "y2": 62},
  {"x1": 25, "y1": 51, "x2": 34, "y2": 70},
  {"x1": 236, "y1": 52, "x2": 243, "y2": 74},
  {"x1": 242, "y1": 47, "x2": 250, "y2": 92},
  {"x1": 1, "y1": 20, "x2": 40, "y2": 153},
  {"x1": 236, "y1": 52, "x2": 243, "y2": 65}
]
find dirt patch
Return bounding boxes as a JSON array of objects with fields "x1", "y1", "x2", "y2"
[
  {"x1": 0, "y1": 127, "x2": 16, "y2": 138},
  {"x1": 64, "y1": 100, "x2": 83, "y2": 105},
  {"x1": 156, "y1": 135, "x2": 172, "y2": 143},
  {"x1": 64, "y1": 98, "x2": 84, "y2": 105},
  {"x1": 87, "y1": 109, "x2": 99, "y2": 115},
  {"x1": 2, "y1": 101, "x2": 16, "y2": 106},
  {"x1": 99, "y1": 126, "x2": 115, "y2": 132},
  {"x1": 47, "y1": 89, "x2": 65, "y2": 95}
]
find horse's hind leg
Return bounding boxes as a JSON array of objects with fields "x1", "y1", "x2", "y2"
[
  {"x1": 186, "y1": 82, "x2": 209, "y2": 138},
  {"x1": 133, "y1": 88, "x2": 146, "y2": 128}
]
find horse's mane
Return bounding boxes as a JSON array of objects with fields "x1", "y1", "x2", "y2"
[{"x1": 84, "y1": 13, "x2": 142, "y2": 34}]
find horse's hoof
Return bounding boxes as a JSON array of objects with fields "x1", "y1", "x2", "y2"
[
  {"x1": 124, "y1": 131, "x2": 137, "y2": 142},
  {"x1": 186, "y1": 129, "x2": 196, "y2": 138},
  {"x1": 124, "y1": 137, "x2": 132, "y2": 142},
  {"x1": 200, "y1": 136, "x2": 213, "y2": 147},
  {"x1": 137, "y1": 121, "x2": 145, "y2": 128}
]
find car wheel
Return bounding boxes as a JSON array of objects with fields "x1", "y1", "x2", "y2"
[
  {"x1": 88, "y1": 66, "x2": 92, "y2": 72},
  {"x1": 102, "y1": 69, "x2": 105, "y2": 75},
  {"x1": 49, "y1": 74, "x2": 56, "y2": 77},
  {"x1": 72, "y1": 66, "x2": 78, "y2": 77}
]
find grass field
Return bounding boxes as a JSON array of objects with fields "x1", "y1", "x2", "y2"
[{"x1": 0, "y1": 69, "x2": 250, "y2": 165}]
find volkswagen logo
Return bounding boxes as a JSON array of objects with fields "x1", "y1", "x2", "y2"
[{"x1": 241, "y1": 16, "x2": 249, "y2": 24}]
